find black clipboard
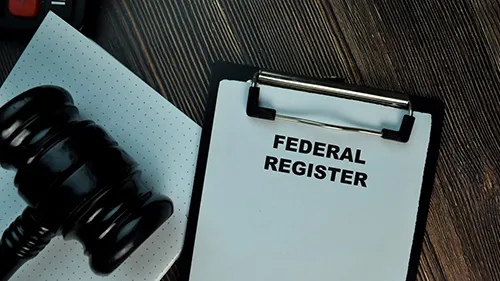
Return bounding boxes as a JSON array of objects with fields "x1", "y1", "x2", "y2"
[{"x1": 179, "y1": 62, "x2": 444, "y2": 281}]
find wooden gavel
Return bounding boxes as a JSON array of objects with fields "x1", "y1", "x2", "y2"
[{"x1": 0, "y1": 86, "x2": 173, "y2": 280}]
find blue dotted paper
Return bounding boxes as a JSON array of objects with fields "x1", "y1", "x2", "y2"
[{"x1": 0, "y1": 12, "x2": 200, "y2": 281}]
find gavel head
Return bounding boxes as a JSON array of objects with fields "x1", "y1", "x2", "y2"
[{"x1": 0, "y1": 86, "x2": 173, "y2": 276}]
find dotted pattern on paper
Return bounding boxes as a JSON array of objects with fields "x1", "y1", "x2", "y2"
[{"x1": 0, "y1": 13, "x2": 201, "y2": 281}]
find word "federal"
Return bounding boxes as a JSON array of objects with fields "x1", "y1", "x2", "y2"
[{"x1": 273, "y1": 134, "x2": 366, "y2": 164}]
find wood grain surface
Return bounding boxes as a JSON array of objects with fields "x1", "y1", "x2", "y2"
[{"x1": 1, "y1": 1, "x2": 500, "y2": 280}]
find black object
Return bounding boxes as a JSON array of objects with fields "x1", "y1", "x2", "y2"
[
  {"x1": 178, "y1": 62, "x2": 444, "y2": 281},
  {"x1": 381, "y1": 115, "x2": 415, "y2": 142},
  {"x1": 0, "y1": 0, "x2": 97, "y2": 33},
  {"x1": 0, "y1": 86, "x2": 173, "y2": 280}
]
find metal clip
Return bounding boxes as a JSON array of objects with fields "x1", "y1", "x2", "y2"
[{"x1": 247, "y1": 70, "x2": 415, "y2": 142}]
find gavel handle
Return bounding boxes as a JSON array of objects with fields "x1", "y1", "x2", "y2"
[
  {"x1": 0, "y1": 248, "x2": 24, "y2": 281},
  {"x1": 0, "y1": 208, "x2": 55, "y2": 281}
]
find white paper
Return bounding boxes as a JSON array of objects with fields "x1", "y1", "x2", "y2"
[
  {"x1": 189, "y1": 80, "x2": 432, "y2": 281},
  {"x1": 0, "y1": 13, "x2": 200, "y2": 281}
]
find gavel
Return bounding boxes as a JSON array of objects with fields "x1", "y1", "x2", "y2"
[{"x1": 0, "y1": 86, "x2": 173, "y2": 280}]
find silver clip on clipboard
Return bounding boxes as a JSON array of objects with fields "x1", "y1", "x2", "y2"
[{"x1": 247, "y1": 71, "x2": 415, "y2": 143}]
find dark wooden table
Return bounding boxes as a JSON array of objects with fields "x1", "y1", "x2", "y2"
[{"x1": 1, "y1": 1, "x2": 500, "y2": 280}]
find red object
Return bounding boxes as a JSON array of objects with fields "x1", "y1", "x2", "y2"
[{"x1": 8, "y1": 0, "x2": 40, "y2": 18}]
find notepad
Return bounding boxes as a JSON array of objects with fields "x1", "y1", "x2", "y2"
[
  {"x1": 180, "y1": 63, "x2": 443, "y2": 281},
  {"x1": 0, "y1": 12, "x2": 200, "y2": 281}
]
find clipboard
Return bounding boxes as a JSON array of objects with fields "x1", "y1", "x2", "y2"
[{"x1": 180, "y1": 62, "x2": 444, "y2": 281}]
